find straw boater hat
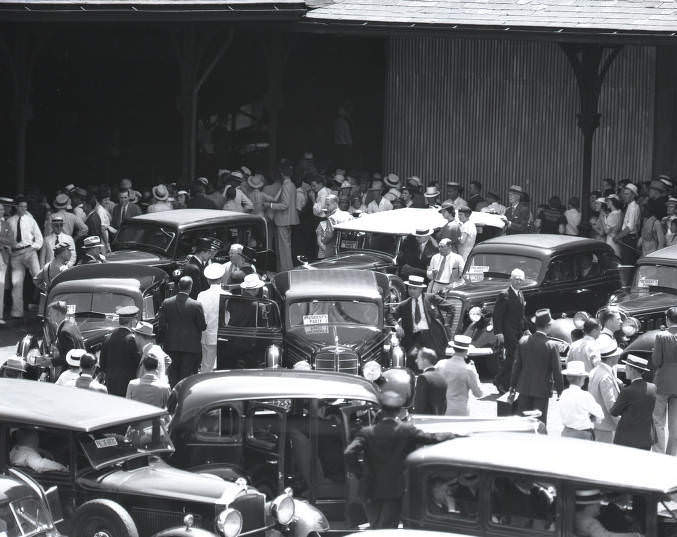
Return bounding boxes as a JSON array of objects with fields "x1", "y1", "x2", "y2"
[
  {"x1": 404, "y1": 275, "x2": 426, "y2": 288},
  {"x1": 230, "y1": 171, "x2": 244, "y2": 183},
  {"x1": 152, "y1": 184, "x2": 169, "y2": 201},
  {"x1": 384, "y1": 173, "x2": 401, "y2": 189},
  {"x1": 413, "y1": 227, "x2": 433, "y2": 237},
  {"x1": 667, "y1": 196, "x2": 677, "y2": 206},
  {"x1": 424, "y1": 186, "x2": 440, "y2": 198},
  {"x1": 204, "y1": 262, "x2": 226, "y2": 281},
  {"x1": 509, "y1": 185, "x2": 523, "y2": 194},
  {"x1": 445, "y1": 335, "x2": 472, "y2": 355},
  {"x1": 624, "y1": 183, "x2": 638, "y2": 197},
  {"x1": 83, "y1": 236, "x2": 102, "y2": 249},
  {"x1": 241, "y1": 273, "x2": 265, "y2": 290},
  {"x1": 133, "y1": 321, "x2": 155, "y2": 338},
  {"x1": 53, "y1": 193, "x2": 71, "y2": 210},
  {"x1": 447, "y1": 181, "x2": 461, "y2": 189},
  {"x1": 622, "y1": 354, "x2": 650, "y2": 372},
  {"x1": 66, "y1": 348, "x2": 87, "y2": 368},
  {"x1": 562, "y1": 360, "x2": 589, "y2": 378}
]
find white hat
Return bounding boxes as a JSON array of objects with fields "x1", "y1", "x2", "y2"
[
  {"x1": 204, "y1": 263, "x2": 226, "y2": 281},
  {"x1": 241, "y1": 273, "x2": 265, "y2": 289},
  {"x1": 384, "y1": 173, "x2": 401, "y2": 188},
  {"x1": 624, "y1": 183, "x2": 638, "y2": 197},
  {"x1": 66, "y1": 348, "x2": 87, "y2": 368},
  {"x1": 424, "y1": 186, "x2": 440, "y2": 198},
  {"x1": 562, "y1": 360, "x2": 589, "y2": 377}
]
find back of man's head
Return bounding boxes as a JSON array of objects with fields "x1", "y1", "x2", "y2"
[
  {"x1": 80, "y1": 353, "x2": 97, "y2": 371},
  {"x1": 142, "y1": 355, "x2": 159, "y2": 371},
  {"x1": 534, "y1": 316, "x2": 550, "y2": 331},
  {"x1": 418, "y1": 347, "x2": 437, "y2": 366},
  {"x1": 178, "y1": 276, "x2": 193, "y2": 293}
]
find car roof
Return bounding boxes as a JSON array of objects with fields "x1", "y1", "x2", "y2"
[
  {"x1": 345, "y1": 531, "x2": 469, "y2": 537},
  {"x1": 640, "y1": 244, "x2": 677, "y2": 265},
  {"x1": 333, "y1": 208, "x2": 504, "y2": 235},
  {"x1": 0, "y1": 380, "x2": 166, "y2": 433},
  {"x1": 472, "y1": 234, "x2": 607, "y2": 258},
  {"x1": 173, "y1": 369, "x2": 380, "y2": 408},
  {"x1": 131, "y1": 209, "x2": 264, "y2": 229},
  {"x1": 0, "y1": 473, "x2": 34, "y2": 503},
  {"x1": 274, "y1": 269, "x2": 384, "y2": 301},
  {"x1": 49, "y1": 263, "x2": 167, "y2": 293},
  {"x1": 407, "y1": 433, "x2": 677, "y2": 494},
  {"x1": 48, "y1": 278, "x2": 146, "y2": 300}
]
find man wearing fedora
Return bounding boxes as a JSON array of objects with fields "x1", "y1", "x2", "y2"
[
  {"x1": 510, "y1": 308, "x2": 564, "y2": 426},
  {"x1": 611, "y1": 354, "x2": 657, "y2": 450},
  {"x1": 78, "y1": 236, "x2": 106, "y2": 265},
  {"x1": 559, "y1": 361, "x2": 604, "y2": 440},
  {"x1": 148, "y1": 184, "x2": 173, "y2": 213},
  {"x1": 366, "y1": 181, "x2": 393, "y2": 214},
  {"x1": 100, "y1": 305, "x2": 142, "y2": 396},
  {"x1": 615, "y1": 183, "x2": 641, "y2": 265},
  {"x1": 412, "y1": 347, "x2": 447, "y2": 415},
  {"x1": 652, "y1": 307, "x2": 677, "y2": 454},
  {"x1": 388, "y1": 275, "x2": 450, "y2": 360},
  {"x1": 502, "y1": 185, "x2": 531, "y2": 235},
  {"x1": 197, "y1": 263, "x2": 228, "y2": 374},
  {"x1": 34, "y1": 242, "x2": 71, "y2": 291},
  {"x1": 436, "y1": 336, "x2": 484, "y2": 416},
  {"x1": 46, "y1": 193, "x2": 88, "y2": 240},
  {"x1": 397, "y1": 228, "x2": 437, "y2": 282},
  {"x1": 588, "y1": 338, "x2": 622, "y2": 443},
  {"x1": 183, "y1": 237, "x2": 222, "y2": 300},
  {"x1": 159, "y1": 276, "x2": 207, "y2": 386},
  {"x1": 423, "y1": 185, "x2": 441, "y2": 207}
]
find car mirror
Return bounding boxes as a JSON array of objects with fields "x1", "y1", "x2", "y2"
[{"x1": 44, "y1": 486, "x2": 64, "y2": 524}]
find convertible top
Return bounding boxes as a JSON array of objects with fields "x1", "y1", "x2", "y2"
[{"x1": 333, "y1": 208, "x2": 505, "y2": 235}]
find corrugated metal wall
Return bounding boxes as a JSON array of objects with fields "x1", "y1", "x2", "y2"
[{"x1": 383, "y1": 37, "x2": 656, "y2": 208}]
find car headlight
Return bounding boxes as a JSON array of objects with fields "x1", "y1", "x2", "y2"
[
  {"x1": 271, "y1": 493, "x2": 295, "y2": 526},
  {"x1": 573, "y1": 311, "x2": 590, "y2": 329},
  {"x1": 172, "y1": 268, "x2": 182, "y2": 278},
  {"x1": 293, "y1": 360, "x2": 312, "y2": 370},
  {"x1": 622, "y1": 317, "x2": 640, "y2": 337},
  {"x1": 362, "y1": 361, "x2": 382, "y2": 382},
  {"x1": 26, "y1": 348, "x2": 40, "y2": 366},
  {"x1": 216, "y1": 508, "x2": 242, "y2": 537},
  {"x1": 468, "y1": 306, "x2": 482, "y2": 323}
]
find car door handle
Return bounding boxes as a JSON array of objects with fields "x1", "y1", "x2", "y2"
[{"x1": 575, "y1": 288, "x2": 590, "y2": 294}]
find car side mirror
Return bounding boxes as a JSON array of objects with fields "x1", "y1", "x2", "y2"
[{"x1": 44, "y1": 486, "x2": 64, "y2": 524}]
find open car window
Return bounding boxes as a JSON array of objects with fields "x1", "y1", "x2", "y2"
[
  {"x1": 490, "y1": 475, "x2": 557, "y2": 531},
  {"x1": 177, "y1": 225, "x2": 265, "y2": 259},
  {"x1": 573, "y1": 486, "x2": 646, "y2": 537},
  {"x1": 424, "y1": 467, "x2": 480, "y2": 521}
]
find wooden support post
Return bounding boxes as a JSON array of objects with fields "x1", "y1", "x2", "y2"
[{"x1": 561, "y1": 44, "x2": 623, "y2": 224}]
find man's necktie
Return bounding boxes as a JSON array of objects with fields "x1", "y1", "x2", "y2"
[
  {"x1": 438, "y1": 254, "x2": 448, "y2": 281},
  {"x1": 414, "y1": 298, "x2": 422, "y2": 325},
  {"x1": 15, "y1": 216, "x2": 22, "y2": 243}
]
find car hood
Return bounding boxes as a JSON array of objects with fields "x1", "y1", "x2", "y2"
[
  {"x1": 307, "y1": 251, "x2": 394, "y2": 271},
  {"x1": 90, "y1": 458, "x2": 241, "y2": 504},
  {"x1": 444, "y1": 279, "x2": 537, "y2": 301},
  {"x1": 107, "y1": 249, "x2": 172, "y2": 266},
  {"x1": 411, "y1": 414, "x2": 541, "y2": 435},
  {"x1": 613, "y1": 289, "x2": 677, "y2": 315},
  {"x1": 286, "y1": 324, "x2": 384, "y2": 355}
]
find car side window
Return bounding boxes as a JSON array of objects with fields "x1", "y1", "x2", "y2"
[
  {"x1": 544, "y1": 256, "x2": 575, "y2": 283},
  {"x1": 597, "y1": 250, "x2": 620, "y2": 272},
  {"x1": 196, "y1": 406, "x2": 240, "y2": 442},
  {"x1": 247, "y1": 406, "x2": 283, "y2": 451},
  {"x1": 572, "y1": 486, "x2": 646, "y2": 537},
  {"x1": 574, "y1": 252, "x2": 602, "y2": 281},
  {"x1": 490, "y1": 475, "x2": 557, "y2": 531},
  {"x1": 425, "y1": 468, "x2": 480, "y2": 521}
]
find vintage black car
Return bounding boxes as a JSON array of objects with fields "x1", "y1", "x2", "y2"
[
  {"x1": 167, "y1": 369, "x2": 541, "y2": 530},
  {"x1": 216, "y1": 269, "x2": 395, "y2": 376},
  {"x1": 0, "y1": 380, "x2": 326, "y2": 537},
  {"x1": 403, "y1": 433, "x2": 677, "y2": 537},
  {"x1": 108, "y1": 209, "x2": 273, "y2": 275},
  {"x1": 0, "y1": 468, "x2": 63, "y2": 537},
  {"x1": 16, "y1": 264, "x2": 170, "y2": 381}
]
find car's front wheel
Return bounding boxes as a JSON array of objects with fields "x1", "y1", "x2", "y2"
[{"x1": 72, "y1": 499, "x2": 139, "y2": 537}]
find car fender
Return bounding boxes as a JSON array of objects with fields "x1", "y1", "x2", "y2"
[
  {"x1": 287, "y1": 498, "x2": 329, "y2": 537},
  {"x1": 190, "y1": 464, "x2": 250, "y2": 484}
]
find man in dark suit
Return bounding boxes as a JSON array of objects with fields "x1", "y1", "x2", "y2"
[
  {"x1": 344, "y1": 374, "x2": 455, "y2": 529},
  {"x1": 388, "y1": 275, "x2": 450, "y2": 360},
  {"x1": 502, "y1": 185, "x2": 531, "y2": 235},
  {"x1": 159, "y1": 276, "x2": 207, "y2": 387},
  {"x1": 413, "y1": 347, "x2": 447, "y2": 415},
  {"x1": 510, "y1": 308, "x2": 563, "y2": 426},
  {"x1": 111, "y1": 190, "x2": 141, "y2": 232},
  {"x1": 182, "y1": 237, "x2": 222, "y2": 300},
  {"x1": 48, "y1": 300, "x2": 85, "y2": 373},
  {"x1": 493, "y1": 268, "x2": 527, "y2": 393},
  {"x1": 397, "y1": 228, "x2": 438, "y2": 281},
  {"x1": 651, "y1": 307, "x2": 677, "y2": 454},
  {"x1": 100, "y1": 305, "x2": 142, "y2": 397},
  {"x1": 611, "y1": 354, "x2": 657, "y2": 450}
]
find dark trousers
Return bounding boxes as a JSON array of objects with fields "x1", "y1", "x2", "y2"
[
  {"x1": 494, "y1": 339, "x2": 517, "y2": 392},
  {"x1": 168, "y1": 351, "x2": 201, "y2": 388},
  {"x1": 517, "y1": 394, "x2": 550, "y2": 425},
  {"x1": 620, "y1": 234, "x2": 639, "y2": 265},
  {"x1": 365, "y1": 499, "x2": 401, "y2": 529}
]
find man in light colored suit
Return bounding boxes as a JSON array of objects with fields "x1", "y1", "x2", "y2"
[
  {"x1": 588, "y1": 338, "x2": 621, "y2": 443},
  {"x1": 653, "y1": 307, "x2": 677, "y2": 454},
  {"x1": 266, "y1": 160, "x2": 300, "y2": 272}
]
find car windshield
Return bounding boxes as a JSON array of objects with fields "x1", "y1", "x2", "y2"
[
  {"x1": 47, "y1": 292, "x2": 138, "y2": 338},
  {"x1": 465, "y1": 253, "x2": 542, "y2": 282},
  {"x1": 79, "y1": 417, "x2": 173, "y2": 470},
  {"x1": 288, "y1": 300, "x2": 379, "y2": 327},
  {"x1": 114, "y1": 222, "x2": 176, "y2": 254},
  {"x1": 337, "y1": 231, "x2": 399, "y2": 256},
  {"x1": 632, "y1": 264, "x2": 677, "y2": 292},
  {"x1": 1, "y1": 497, "x2": 53, "y2": 537}
]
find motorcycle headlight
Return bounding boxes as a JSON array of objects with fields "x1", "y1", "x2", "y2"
[
  {"x1": 622, "y1": 317, "x2": 640, "y2": 337},
  {"x1": 468, "y1": 306, "x2": 482, "y2": 323},
  {"x1": 271, "y1": 493, "x2": 295, "y2": 526},
  {"x1": 573, "y1": 311, "x2": 590, "y2": 329},
  {"x1": 362, "y1": 361, "x2": 382, "y2": 382},
  {"x1": 293, "y1": 360, "x2": 312, "y2": 370},
  {"x1": 216, "y1": 508, "x2": 242, "y2": 537}
]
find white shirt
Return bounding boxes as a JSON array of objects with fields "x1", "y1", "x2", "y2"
[
  {"x1": 96, "y1": 203, "x2": 111, "y2": 227},
  {"x1": 312, "y1": 186, "x2": 332, "y2": 217},
  {"x1": 411, "y1": 295, "x2": 429, "y2": 332},
  {"x1": 427, "y1": 251, "x2": 464, "y2": 283},
  {"x1": 565, "y1": 208, "x2": 581, "y2": 235},
  {"x1": 41, "y1": 232, "x2": 77, "y2": 267},
  {"x1": 622, "y1": 200, "x2": 640, "y2": 233},
  {"x1": 197, "y1": 284, "x2": 228, "y2": 345},
  {"x1": 567, "y1": 335, "x2": 600, "y2": 372},
  {"x1": 55, "y1": 368, "x2": 80, "y2": 387},
  {"x1": 457, "y1": 220, "x2": 477, "y2": 262},
  {"x1": 9, "y1": 445, "x2": 67, "y2": 473},
  {"x1": 366, "y1": 197, "x2": 393, "y2": 213},
  {"x1": 6, "y1": 213, "x2": 43, "y2": 251},
  {"x1": 559, "y1": 384, "x2": 604, "y2": 430}
]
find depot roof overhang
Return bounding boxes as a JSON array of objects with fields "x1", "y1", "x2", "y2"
[
  {"x1": 302, "y1": 0, "x2": 677, "y2": 44},
  {"x1": 0, "y1": 0, "x2": 306, "y2": 22}
]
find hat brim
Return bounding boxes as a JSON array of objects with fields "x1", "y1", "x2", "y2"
[
  {"x1": 66, "y1": 357, "x2": 82, "y2": 367},
  {"x1": 153, "y1": 191, "x2": 169, "y2": 201},
  {"x1": 404, "y1": 282, "x2": 426, "y2": 288},
  {"x1": 424, "y1": 192, "x2": 440, "y2": 198},
  {"x1": 622, "y1": 360, "x2": 650, "y2": 372},
  {"x1": 509, "y1": 188, "x2": 523, "y2": 194},
  {"x1": 241, "y1": 282, "x2": 264, "y2": 289},
  {"x1": 563, "y1": 370, "x2": 589, "y2": 377},
  {"x1": 413, "y1": 230, "x2": 433, "y2": 237},
  {"x1": 53, "y1": 201, "x2": 69, "y2": 209}
]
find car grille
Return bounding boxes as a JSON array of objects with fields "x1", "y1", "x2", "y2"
[
  {"x1": 315, "y1": 351, "x2": 359, "y2": 375},
  {"x1": 443, "y1": 297, "x2": 465, "y2": 335},
  {"x1": 231, "y1": 492, "x2": 266, "y2": 536},
  {"x1": 131, "y1": 507, "x2": 204, "y2": 537}
]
